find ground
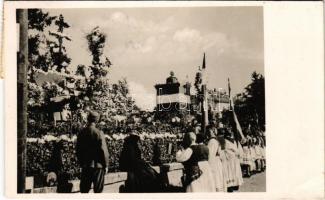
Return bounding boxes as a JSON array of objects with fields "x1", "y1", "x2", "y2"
[
  {"x1": 101, "y1": 171, "x2": 266, "y2": 193},
  {"x1": 239, "y1": 171, "x2": 266, "y2": 192}
]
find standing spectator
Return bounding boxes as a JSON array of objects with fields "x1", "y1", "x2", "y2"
[
  {"x1": 47, "y1": 141, "x2": 73, "y2": 193},
  {"x1": 241, "y1": 137, "x2": 252, "y2": 177},
  {"x1": 249, "y1": 137, "x2": 257, "y2": 174},
  {"x1": 224, "y1": 128, "x2": 243, "y2": 192},
  {"x1": 76, "y1": 111, "x2": 109, "y2": 193},
  {"x1": 176, "y1": 132, "x2": 215, "y2": 192},
  {"x1": 206, "y1": 126, "x2": 225, "y2": 192},
  {"x1": 119, "y1": 132, "x2": 161, "y2": 193}
]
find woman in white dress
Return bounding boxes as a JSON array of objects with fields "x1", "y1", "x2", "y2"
[
  {"x1": 176, "y1": 132, "x2": 215, "y2": 192},
  {"x1": 224, "y1": 128, "x2": 243, "y2": 192},
  {"x1": 260, "y1": 136, "x2": 266, "y2": 171},
  {"x1": 249, "y1": 138, "x2": 257, "y2": 173},
  {"x1": 254, "y1": 137, "x2": 262, "y2": 172},
  {"x1": 241, "y1": 137, "x2": 252, "y2": 177},
  {"x1": 206, "y1": 126, "x2": 225, "y2": 192}
]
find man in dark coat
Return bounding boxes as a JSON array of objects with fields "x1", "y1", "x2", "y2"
[{"x1": 76, "y1": 111, "x2": 109, "y2": 193}]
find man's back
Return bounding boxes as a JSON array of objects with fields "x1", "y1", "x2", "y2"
[{"x1": 76, "y1": 124, "x2": 108, "y2": 168}]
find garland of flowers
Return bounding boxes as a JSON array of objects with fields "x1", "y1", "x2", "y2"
[{"x1": 27, "y1": 132, "x2": 178, "y2": 143}]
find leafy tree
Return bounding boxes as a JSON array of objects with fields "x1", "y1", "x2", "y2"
[
  {"x1": 83, "y1": 27, "x2": 112, "y2": 100},
  {"x1": 48, "y1": 14, "x2": 72, "y2": 72},
  {"x1": 28, "y1": 10, "x2": 72, "y2": 75},
  {"x1": 234, "y1": 71, "x2": 265, "y2": 132},
  {"x1": 28, "y1": 9, "x2": 56, "y2": 31},
  {"x1": 28, "y1": 9, "x2": 56, "y2": 78},
  {"x1": 86, "y1": 26, "x2": 112, "y2": 78}
]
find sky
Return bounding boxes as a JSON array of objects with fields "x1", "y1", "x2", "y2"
[{"x1": 44, "y1": 7, "x2": 264, "y2": 111}]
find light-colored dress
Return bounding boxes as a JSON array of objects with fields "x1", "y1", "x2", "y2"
[
  {"x1": 255, "y1": 146, "x2": 262, "y2": 160},
  {"x1": 176, "y1": 146, "x2": 215, "y2": 192},
  {"x1": 207, "y1": 138, "x2": 225, "y2": 192},
  {"x1": 261, "y1": 146, "x2": 266, "y2": 160},
  {"x1": 234, "y1": 142, "x2": 244, "y2": 186},
  {"x1": 224, "y1": 139, "x2": 244, "y2": 187},
  {"x1": 237, "y1": 142, "x2": 244, "y2": 164},
  {"x1": 242, "y1": 145, "x2": 252, "y2": 165},
  {"x1": 219, "y1": 148, "x2": 229, "y2": 191},
  {"x1": 249, "y1": 146, "x2": 257, "y2": 171}
]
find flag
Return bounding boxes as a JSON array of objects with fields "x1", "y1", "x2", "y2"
[
  {"x1": 202, "y1": 52, "x2": 206, "y2": 69},
  {"x1": 232, "y1": 109, "x2": 246, "y2": 142},
  {"x1": 228, "y1": 78, "x2": 232, "y2": 110},
  {"x1": 202, "y1": 53, "x2": 207, "y2": 85},
  {"x1": 228, "y1": 78, "x2": 231, "y2": 98}
]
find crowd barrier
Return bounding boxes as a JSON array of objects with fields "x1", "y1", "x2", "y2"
[{"x1": 26, "y1": 163, "x2": 184, "y2": 193}]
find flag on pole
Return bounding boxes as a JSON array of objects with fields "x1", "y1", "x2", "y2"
[
  {"x1": 228, "y1": 79, "x2": 246, "y2": 142},
  {"x1": 232, "y1": 109, "x2": 246, "y2": 142}
]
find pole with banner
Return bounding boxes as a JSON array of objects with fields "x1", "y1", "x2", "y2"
[{"x1": 228, "y1": 78, "x2": 246, "y2": 142}]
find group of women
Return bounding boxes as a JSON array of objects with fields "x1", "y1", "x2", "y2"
[{"x1": 176, "y1": 125, "x2": 266, "y2": 192}]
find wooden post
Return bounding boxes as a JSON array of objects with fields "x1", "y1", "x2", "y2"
[{"x1": 17, "y1": 9, "x2": 28, "y2": 193}]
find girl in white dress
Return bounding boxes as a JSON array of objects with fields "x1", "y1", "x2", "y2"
[{"x1": 206, "y1": 127, "x2": 225, "y2": 192}]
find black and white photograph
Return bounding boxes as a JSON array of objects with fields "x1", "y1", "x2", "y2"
[{"x1": 15, "y1": 6, "x2": 267, "y2": 194}]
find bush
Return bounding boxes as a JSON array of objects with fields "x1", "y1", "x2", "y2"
[{"x1": 26, "y1": 134, "x2": 179, "y2": 188}]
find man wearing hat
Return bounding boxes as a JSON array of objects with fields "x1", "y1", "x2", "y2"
[{"x1": 76, "y1": 111, "x2": 109, "y2": 193}]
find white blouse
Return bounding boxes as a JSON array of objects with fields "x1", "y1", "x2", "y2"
[{"x1": 176, "y1": 148, "x2": 193, "y2": 162}]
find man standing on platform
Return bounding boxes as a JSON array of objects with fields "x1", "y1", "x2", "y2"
[{"x1": 76, "y1": 111, "x2": 109, "y2": 193}]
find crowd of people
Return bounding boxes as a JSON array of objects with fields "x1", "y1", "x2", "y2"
[
  {"x1": 176, "y1": 124, "x2": 266, "y2": 192},
  {"x1": 73, "y1": 111, "x2": 265, "y2": 193}
]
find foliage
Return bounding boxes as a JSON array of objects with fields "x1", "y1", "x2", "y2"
[
  {"x1": 234, "y1": 71, "x2": 265, "y2": 132},
  {"x1": 86, "y1": 26, "x2": 112, "y2": 78},
  {"x1": 26, "y1": 135, "x2": 178, "y2": 187},
  {"x1": 28, "y1": 9, "x2": 57, "y2": 31},
  {"x1": 28, "y1": 9, "x2": 71, "y2": 75}
]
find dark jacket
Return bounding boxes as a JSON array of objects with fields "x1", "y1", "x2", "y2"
[
  {"x1": 119, "y1": 135, "x2": 161, "y2": 192},
  {"x1": 76, "y1": 123, "x2": 109, "y2": 168}
]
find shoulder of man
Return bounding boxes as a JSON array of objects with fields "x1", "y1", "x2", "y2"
[{"x1": 90, "y1": 125, "x2": 104, "y2": 139}]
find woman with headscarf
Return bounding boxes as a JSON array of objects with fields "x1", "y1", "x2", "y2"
[
  {"x1": 176, "y1": 132, "x2": 215, "y2": 192},
  {"x1": 224, "y1": 128, "x2": 243, "y2": 192},
  {"x1": 206, "y1": 126, "x2": 225, "y2": 192},
  {"x1": 119, "y1": 133, "x2": 161, "y2": 193}
]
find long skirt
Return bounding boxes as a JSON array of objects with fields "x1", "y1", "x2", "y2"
[
  {"x1": 242, "y1": 147, "x2": 252, "y2": 165},
  {"x1": 186, "y1": 161, "x2": 215, "y2": 192},
  {"x1": 209, "y1": 156, "x2": 225, "y2": 192},
  {"x1": 234, "y1": 157, "x2": 244, "y2": 186},
  {"x1": 225, "y1": 157, "x2": 243, "y2": 188}
]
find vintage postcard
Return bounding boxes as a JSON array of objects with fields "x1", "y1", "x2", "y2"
[{"x1": 2, "y1": 1, "x2": 324, "y2": 199}]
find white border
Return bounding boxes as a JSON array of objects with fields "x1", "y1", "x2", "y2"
[{"x1": 3, "y1": 1, "x2": 324, "y2": 199}]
